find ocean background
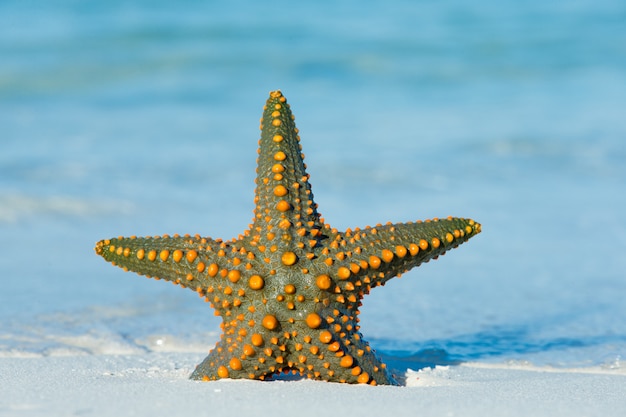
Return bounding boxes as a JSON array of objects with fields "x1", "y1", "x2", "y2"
[{"x1": 1, "y1": 0, "x2": 625, "y2": 373}]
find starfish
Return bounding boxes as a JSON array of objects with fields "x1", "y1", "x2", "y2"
[{"x1": 95, "y1": 90, "x2": 481, "y2": 385}]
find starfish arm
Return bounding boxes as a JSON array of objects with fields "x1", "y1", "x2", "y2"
[
  {"x1": 249, "y1": 91, "x2": 324, "y2": 251},
  {"x1": 331, "y1": 217, "x2": 481, "y2": 291},
  {"x1": 94, "y1": 235, "x2": 241, "y2": 294}
]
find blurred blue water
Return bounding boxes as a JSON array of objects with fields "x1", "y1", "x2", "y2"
[{"x1": 1, "y1": 0, "x2": 625, "y2": 369}]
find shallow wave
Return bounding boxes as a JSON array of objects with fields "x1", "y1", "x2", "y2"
[
  {"x1": 0, "y1": 194, "x2": 134, "y2": 223},
  {"x1": 0, "y1": 322, "x2": 217, "y2": 358},
  {"x1": 376, "y1": 328, "x2": 626, "y2": 373},
  {"x1": 2, "y1": 304, "x2": 623, "y2": 378},
  {"x1": 0, "y1": 305, "x2": 219, "y2": 358}
]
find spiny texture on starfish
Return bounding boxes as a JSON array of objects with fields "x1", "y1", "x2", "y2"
[{"x1": 95, "y1": 90, "x2": 481, "y2": 385}]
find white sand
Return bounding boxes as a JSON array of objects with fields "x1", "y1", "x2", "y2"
[{"x1": 1, "y1": 353, "x2": 624, "y2": 417}]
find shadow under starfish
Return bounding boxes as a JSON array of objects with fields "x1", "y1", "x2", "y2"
[{"x1": 95, "y1": 90, "x2": 481, "y2": 385}]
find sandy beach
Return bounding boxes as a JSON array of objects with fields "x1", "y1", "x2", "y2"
[{"x1": 2, "y1": 354, "x2": 624, "y2": 417}]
